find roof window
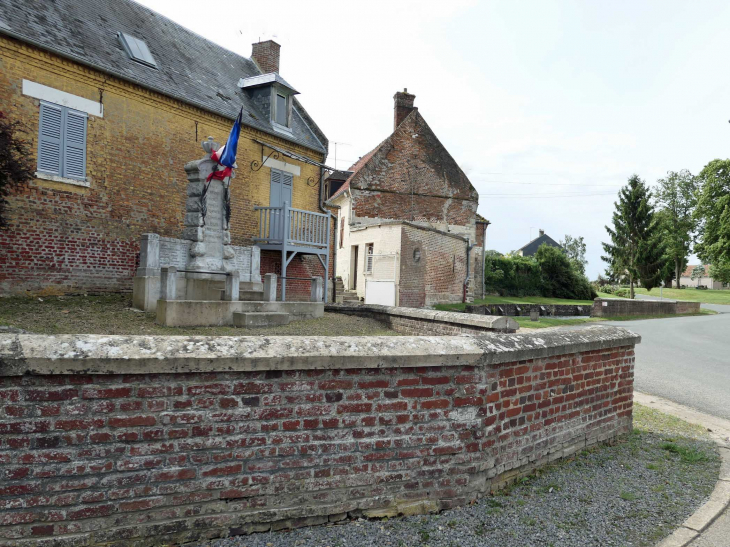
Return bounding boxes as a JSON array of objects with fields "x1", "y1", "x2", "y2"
[{"x1": 118, "y1": 32, "x2": 157, "y2": 68}]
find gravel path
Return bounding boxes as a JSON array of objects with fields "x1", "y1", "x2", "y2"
[{"x1": 202, "y1": 404, "x2": 719, "y2": 547}]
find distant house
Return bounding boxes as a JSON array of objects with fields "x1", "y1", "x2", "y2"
[
  {"x1": 327, "y1": 89, "x2": 487, "y2": 307},
  {"x1": 679, "y1": 265, "x2": 727, "y2": 290},
  {"x1": 516, "y1": 230, "x2": 562, "y2": 257}
]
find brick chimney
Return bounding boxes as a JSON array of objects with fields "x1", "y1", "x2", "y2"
[
  {"x1": 394, "y1": 88, "x2": 416, "y2": 129},
  {"x1": 251, "y1": 40, "x2": 281, "y2": 73}
]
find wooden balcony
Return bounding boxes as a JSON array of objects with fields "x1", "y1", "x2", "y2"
[{"x1": 253, "y1": 202, "x2": 331, "y2": 301}]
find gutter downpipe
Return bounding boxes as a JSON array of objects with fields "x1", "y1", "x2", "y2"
[{"x1": 463, "y1": 238, "x2": 477, "y2": 303}]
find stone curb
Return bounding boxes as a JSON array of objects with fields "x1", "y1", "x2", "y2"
[{"x1": 635, "y1": 392, "x2": 730, "y2": 547}]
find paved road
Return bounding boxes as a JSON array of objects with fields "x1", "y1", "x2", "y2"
[{"x1": 604, "y1": 312, "x2": 730, "y2": 420}]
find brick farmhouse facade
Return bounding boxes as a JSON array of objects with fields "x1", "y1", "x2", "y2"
[
  {"x1": 0, "y1": 0, "x2": 332, "y2": 300},
  {"x1": 328, "y1": 90, "x2": 488, "y2": 307}
]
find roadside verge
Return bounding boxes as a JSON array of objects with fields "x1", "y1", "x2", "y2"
[{"x1": 635, "y1": 392, "x2": 730, "y2": 547}]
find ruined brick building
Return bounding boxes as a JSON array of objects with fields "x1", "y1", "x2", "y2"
[
  {"x1": 0, "y1": 0, "x2": 332, "y2": 300},
  {"x1": 327, "y1": 90, "x2": 489, "y2": 307}
]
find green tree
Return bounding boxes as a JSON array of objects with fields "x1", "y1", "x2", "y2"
[
  {"x1": 654, "y1": 170, "x2": 698, "y2": 288},
  {"x1": 709, "y1": 260, "x2": 730, "y2": 286},
  {"x1": 559, "y1": 234, "x2": 587, "y2": 275},
  {"x1": 602, "y1": 174, "x2": 665, "y2": 299},
  {"x1": 690, "y1": 264, "x2": 706, "y2": 286},
  {"x1": 0, "y1": 112, "x2": 34, "y2": 228},
  {"x1": 535, "y1": 244, "x2": 596, "y2": 300},
  {"x1": 695, "y1": 159, "x2": 730, "y2": 270}
]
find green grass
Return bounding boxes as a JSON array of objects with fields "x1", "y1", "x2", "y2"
[
  {"x1": 434, "y1": 295, "x2": 595, "y2": 312},
  {"x1": 513, "y1": 308, "x2": 715, "y2": 329},
  {"x1": 634, "y1": 287, "x2": 730, "y2": 305},
  {"x1": 660, "y1": 442, "x2": 711, "y2": 463},
  {"x1": 513, "y1": 316, "x2": 602, "y2": 329}
]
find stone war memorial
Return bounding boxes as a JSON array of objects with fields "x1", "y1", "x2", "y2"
[{"x1": 132, "y1": 137, "x2": 324, "y2": 328}]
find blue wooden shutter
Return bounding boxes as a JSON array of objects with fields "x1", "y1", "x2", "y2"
[
  {"x1": 63, "y1": 109, "x2": 87, "y2": 180},
  {"x1": 37, "y1": 102, "x2": 63, "y2": 175},
  {"x1": 282, "y1": 172, "x2": 293, "y2": 205},
  {"x1": 269, "y1": 169, "x2": 282, "y2": 206}
]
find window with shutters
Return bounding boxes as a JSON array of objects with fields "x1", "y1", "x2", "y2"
[{"x1": 37, "y1": 102, "x2": 87, "y2": 182}]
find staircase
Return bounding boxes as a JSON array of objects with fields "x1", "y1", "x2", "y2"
[{"x1": 335, "y1": 277, "x2": 360, "y2": 303}]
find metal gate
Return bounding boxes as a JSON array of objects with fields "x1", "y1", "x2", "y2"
[{"x1": 364, "y1": 253, "x2": 398, "y2": 306}]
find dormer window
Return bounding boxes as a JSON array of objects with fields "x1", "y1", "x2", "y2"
[
  {"x1": 275, "y1": 93, "x2": 288, "y2": 126},
  {"x1": 239, "y1": 73, "x2": 299, "y2": 134}
]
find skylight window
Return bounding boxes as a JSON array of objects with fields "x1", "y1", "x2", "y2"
[{"x1": 118, "y1": 32, "x2": 157, "y2": 68}]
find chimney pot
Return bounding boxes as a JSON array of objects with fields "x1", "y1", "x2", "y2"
[
  {"x1": 393, "y1": 89, "x2": 416, "y2": 130},
  {"x1": 539, "y1": 229, "x2": 545, "y2": 237},
  {"x1": 251, "y1": 40, "x2": 281, "y2": 73}
]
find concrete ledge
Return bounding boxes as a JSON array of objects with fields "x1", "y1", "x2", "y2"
[
  {"x1": 157, "y1": 300, "x2": 323, "y2": 326},
  {"x1": 327, "y1": 303, "x2": 520, "y2": 333},
  {"x1": 0, "y1": 325, "x2": 640, "y2": 376}
]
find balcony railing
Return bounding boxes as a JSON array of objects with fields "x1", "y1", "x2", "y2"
[{"x1": 254, "y1": 202, "x2": 330, "y2": 250}]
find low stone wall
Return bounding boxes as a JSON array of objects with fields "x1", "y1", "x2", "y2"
[
  {"x1": 0, "y1": 328, "x2": 639, "y2": 546},
  {"x1": 591, "y1": 298, "x2": 701, "y2": 317},
  {"x1": 326, "y1": 304, "x2": 519, "y2": 334},
  {"x1": 466, "y1": 303, "x2": 591, "y2": 317}
]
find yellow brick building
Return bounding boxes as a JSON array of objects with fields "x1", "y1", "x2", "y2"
[{"x1": 0, "y1": 0, "x2": 331, "y2": 298}]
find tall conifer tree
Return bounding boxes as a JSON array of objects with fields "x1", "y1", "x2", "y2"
[{"x1": 602, "y1": 175, "x2": 665, "y2": 298}]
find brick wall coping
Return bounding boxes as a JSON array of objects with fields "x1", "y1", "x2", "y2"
[
  {"x1": 0, "y1": 326, "x2": 640, "y2": 376},
  {"x1": 327, "y1": 303, "x2": 520, "y2": 331}
]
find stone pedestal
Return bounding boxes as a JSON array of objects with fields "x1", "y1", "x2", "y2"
[
  {"x1": 132, "y1": 138, "x2": 263, "y2": 313},
  {"x1": 263, "y1": 273, "x2": 277, "y2": 302},
  {"x1": 183, "y1": 137, "x2": 236, "y2": 277},
  {"x1": 311, "y1": 276, "x2": 323, "y2": 303}
]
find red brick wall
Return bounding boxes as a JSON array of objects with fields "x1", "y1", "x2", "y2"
[
  {"x1": 0, "y1": 347, "x2": 634, "y2": 546},
  {"x1": 399, "y1": 225, "x2": 469, "y2": 307},
  {"x1": 348, "y1": 110, "x2": 478, "y2": 228}
]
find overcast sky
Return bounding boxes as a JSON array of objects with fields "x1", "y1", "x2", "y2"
[{"x1": 139, "y1": 0, "x2": 730, "y2": 279}]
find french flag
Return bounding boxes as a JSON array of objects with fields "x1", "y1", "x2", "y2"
[{"x1": 208, "y1": 108, "x2": 243, "y2": 182}]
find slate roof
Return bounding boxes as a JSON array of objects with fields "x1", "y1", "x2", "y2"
[
  {"x1": 0, "y1": 0, "x2": 327, "y2": 154},
  {"x1": 517, "y1": 233, "x2": 562, "y2": 256}
]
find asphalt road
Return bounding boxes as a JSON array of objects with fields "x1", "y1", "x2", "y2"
[{"x1": 604, "y1": 306, "x2": 730, "y2": 420}]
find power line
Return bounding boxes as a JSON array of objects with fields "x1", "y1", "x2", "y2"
[
  {"x1": 481, "y1": 192, "x2": 617, "y2": 199},
  {"x1": 472, "y1": 179, "x2": 621, "y2": 187}
]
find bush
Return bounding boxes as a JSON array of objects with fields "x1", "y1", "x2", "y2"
[
  {"x1": 615, "y1": 288, "x2": 630, "y2": 298},
  {"x1": 484, "y1": 245, "x2": 597, "y2": 300}
]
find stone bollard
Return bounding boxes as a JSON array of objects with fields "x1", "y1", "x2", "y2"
[
  {"x1": 137, "y1": 233, "x2": 160, "y2": 276},
  {"x1": 160, "y1": 267, "x2": 177, "y2": 300},
  {"x1": 263, "y1": 273, "x2": 277, "y2": 302},
  {"x1": 224, "y1": 271, "x2": 240, "y2": 301},
  {"x1": 530, "y1": 306, "x2": 539, "y2": 322},
  {"x1": 311, "y1": 276, "x2": 323, "y2": 302}
]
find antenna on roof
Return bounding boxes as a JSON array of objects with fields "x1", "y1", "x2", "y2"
[{"x1": 331, "y1": 141, "x2": 351, "y2": 170}]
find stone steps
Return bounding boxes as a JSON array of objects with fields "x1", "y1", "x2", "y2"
[
  {"x1": 239, "y1": 290, "x2": 264, "y2": 301},
  {"x1": 233, "y1": 312, "x2": 290, "y2": 328}
]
